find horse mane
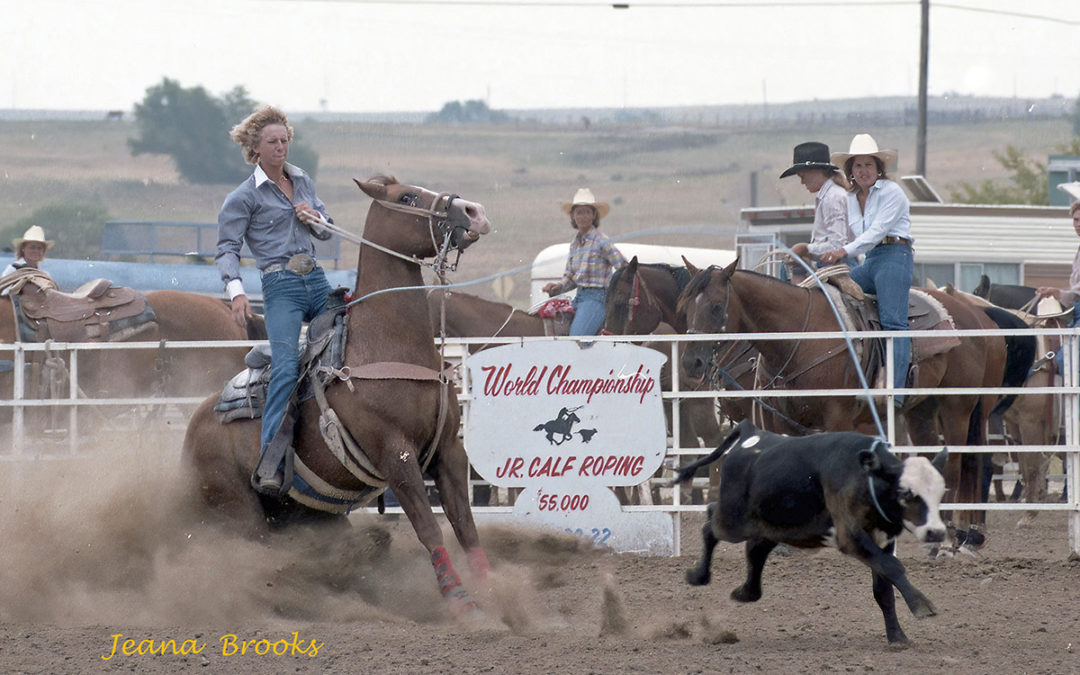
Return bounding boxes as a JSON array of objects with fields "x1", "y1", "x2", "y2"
[
  {"x1": 608, "y1": 264, "x2": 631, "y2": 289},
  {"x1": 610, "y1": 262, "x2": 694, "y2": 293},
  {"x1": 675, "y1": 265, "x2": 793, "y2": 316},
  {"x1": 676, "y1": 265, "x2": 721, "y2": 315}
]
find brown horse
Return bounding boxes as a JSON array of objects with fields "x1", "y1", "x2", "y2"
[
  {"x1": 602, "y1": 257, "x2": 727, "y2": 439},
  {"x1": 183, "y1": 176, "x2": 492, "y2": 615},
  {"x1": 678, "y1": 260, "x2": 1006, "y2": 544},
  {"x1": 145, "y1": 290, "x2": 267, "y2": 397},
  {"x1": 426, "y1": 290, "x2": 546, "y2": 351},
  {"x1": 603, "y1": 256, "x2": 693, "y2": 335},
  {"x1": 0, "y1": 276, "x2": 161, "y2": 408},
  {"x1": 963, "y1": 282, "x2": 1068, "y2": 522},
  {"x1": 602, "y1": 256, "x2": 729, "y2": 503}
]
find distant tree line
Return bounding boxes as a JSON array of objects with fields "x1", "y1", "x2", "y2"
[{"x1": 425, "y1": 100, "x2": 510, "y2": 124}]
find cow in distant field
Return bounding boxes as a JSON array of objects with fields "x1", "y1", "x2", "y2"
[{"x1": 674, "y1": 420, "x2": 948, "y2": 644}]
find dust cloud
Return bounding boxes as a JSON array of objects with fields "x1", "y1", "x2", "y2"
[{"x1": 0, "y1": 420, "x2": 622, "y2": 636}]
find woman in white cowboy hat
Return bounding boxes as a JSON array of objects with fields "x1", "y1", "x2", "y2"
[
  {"x1": 2, "y1": 225, "x2": 55, "y2": 278},
  {"x1": 818, "y1": 134, "x2": 914, "y2": 407},
  {"x1": 780, "y1": 141, "x2": 854, "y2": 279},
  {"x1": 542, "y1": 188, "x2": 628, "y2": 336}
]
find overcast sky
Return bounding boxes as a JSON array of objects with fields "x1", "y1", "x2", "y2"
[{"x1": 3, "y1": 0, "x2": 1078, "y2": 113}]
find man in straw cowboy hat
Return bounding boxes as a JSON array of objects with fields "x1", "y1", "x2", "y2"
[
  {"x1": 818, "y1": 134, "x2": 914, "y2": 407},
  {"x1": 780, "y1": 141, "x2": 856, "y2": 281},
  {"x1": 2, "y1": 225, "x2": 55, "y2": 278},
  {"x1": 542, "y1": 188, "x2": 627, "y2": 336}
]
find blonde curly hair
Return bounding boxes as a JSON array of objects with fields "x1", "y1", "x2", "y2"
[{"x1": 229, "y1": 106, "x2": 294, "y2": 165}]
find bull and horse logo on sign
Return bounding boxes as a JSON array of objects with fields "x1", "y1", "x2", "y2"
[{"x1": 532, "y1": 405, "x2": 598, "y2": 445}]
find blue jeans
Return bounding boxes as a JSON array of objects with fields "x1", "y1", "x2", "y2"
[
  {"x1": 850, "y1": 243, "x2": 913, "y2": 392},
  {"x1": 260, "y1": 267, "x2": 332, "y2": 454},
  {"x1": 569, "y1": 287, "x2": 606, "y2": 336}
]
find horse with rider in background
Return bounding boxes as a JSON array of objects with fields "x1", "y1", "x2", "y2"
[{"x1": 678, "y1": 260, "x2": 1009, "y2": 554}]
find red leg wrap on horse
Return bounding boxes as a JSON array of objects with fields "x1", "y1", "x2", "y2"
[
  {"x1": 431, "y1": 547, "x2": 479, "y2": 614},
  {"x1": 467, "y1": 548, "x2": 491, "y2": 578},
  {"x1": 431, "y1": 546, "x2": 463, "y2": 596}
]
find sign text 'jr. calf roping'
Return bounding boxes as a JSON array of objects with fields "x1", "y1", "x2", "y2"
[{"x1": 466, "y1": 341, "x2": 673, "y2": 554}]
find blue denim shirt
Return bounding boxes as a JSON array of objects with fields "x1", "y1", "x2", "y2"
[{"x1": 215, "y1": 162, "x2": 332, "y2": 296}]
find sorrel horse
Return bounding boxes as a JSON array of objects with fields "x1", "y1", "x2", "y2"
[
  {"x1": 0, "y1": 285, "x2": 267, "y2": 402},
  {"x1": 426, "y1": 290, "x2": 546, "y2": 351},
  {"x1": 145, "y1": 289, "x2": 267, "y2": 397},
  {"x1": 0, "y1": 275, "x2": 161, "y2": 415},
  {"x1": 182, "y1": 176, "x2": 492, "y2": 614},
  {"x1": 678, "y1": 260, "x2": 1006, "y2": 544}
]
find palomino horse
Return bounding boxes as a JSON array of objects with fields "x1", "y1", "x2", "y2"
[
  {"x1": 145, "y1": 290, "x2": 267, "y2": 397},
  {"x1": 678, "y1": 260, "x2": 1006, "y2": 546},
  {"x1": 183, "y1": 176, "x2": 492, "y2": 615}
]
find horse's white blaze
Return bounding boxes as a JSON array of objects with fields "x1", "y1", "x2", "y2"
[{"x1": 900, "y1": 456, "x2": 947, "y2": 541}]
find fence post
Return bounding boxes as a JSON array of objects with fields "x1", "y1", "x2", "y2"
[
  {"x1": 13, "y1": 344, "x2": 25, "y2": 457},
  {"x1": 1065, "y1": 331, "x2": 1080, "y2": 554}
]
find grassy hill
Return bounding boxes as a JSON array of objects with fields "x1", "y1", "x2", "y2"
[{"x1": 0, "y1": 114, "x2": 1073, "y2": 307}]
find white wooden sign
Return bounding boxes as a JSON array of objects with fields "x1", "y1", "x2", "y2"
[{"x1": 466, "y1": 341, "x2": 674, "y2": 555}]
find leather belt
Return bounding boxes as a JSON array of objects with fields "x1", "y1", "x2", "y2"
[
  {"x1": 262, "y1": 254, "x2": 317, "y2": 276},
  {"x1": 877, "y1": 235, "x2": 911, "y2": 247}
]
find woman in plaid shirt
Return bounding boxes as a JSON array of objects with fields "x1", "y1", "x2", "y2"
[{"x1": 542, "y1": 188, "x2": 628, "y2": 336}]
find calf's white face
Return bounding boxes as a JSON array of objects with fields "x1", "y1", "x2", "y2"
[{"x1": 899, "y1": 456, "x2": 947, "y2": 542}]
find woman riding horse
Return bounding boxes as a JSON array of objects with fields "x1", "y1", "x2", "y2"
[{"x1": 185, "y1": 176, "x2": 493, "y2": 616}]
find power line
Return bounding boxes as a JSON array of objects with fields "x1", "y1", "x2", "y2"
[{"x1": 291, "y1": 0, "x2": 1080, "y2": 26}]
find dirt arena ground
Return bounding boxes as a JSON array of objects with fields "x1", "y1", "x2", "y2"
[{"x1": 0, "y1": 440, "x2": 1077, "y2": 674}]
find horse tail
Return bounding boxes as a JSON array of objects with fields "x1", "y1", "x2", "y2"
[
  {"x1": 533, "y1": 424, "x2": 545, "y2": 432},
  {"x1": 981, "y1": 306, "x2": 1036, "y2": 417},
  {"x1": 967, "y1": 397, "x2": 986, "y2": 446}
]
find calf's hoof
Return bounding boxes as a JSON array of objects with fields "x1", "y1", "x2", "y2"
[
  {"x1": 909, "y1": 597, "x2": 937, "y2": 619},
  {"x1": 685, "y1": 567, "x2": 710, "y2": 586},
  {"x1": 886, "y1": 631, "x2": 910, "y2": 645},
  {"x1": 730, "y1": 584, "x2": 761, "y2": 603}
]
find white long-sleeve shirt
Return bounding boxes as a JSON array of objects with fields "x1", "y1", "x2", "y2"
[
  {"x1": 841, "y1": 179, "x2": 914, "y2": 258},
  {"x1": 806, "y1": 179, "x2": 853, "y2": 258}
]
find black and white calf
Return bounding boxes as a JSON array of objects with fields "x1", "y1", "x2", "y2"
[{"x1": 674, "y1": 420, "x2": 948, "y2": 644}]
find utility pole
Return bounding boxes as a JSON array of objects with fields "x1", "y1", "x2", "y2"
[{"x1": 916, "y1": 0, "x2": 929, "y2": 176}]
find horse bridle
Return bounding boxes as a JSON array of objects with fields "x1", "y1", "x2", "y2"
[
  {"x1": 686, "y1": 270, "x2": 818, "y2": 434},
  {"x1": 373, "y1": 191, "x2": 474, "y2": 278}
]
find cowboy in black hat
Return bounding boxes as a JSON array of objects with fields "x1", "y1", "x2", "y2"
[{"x1": 781, "y1": 142, "x2": 855, "y2": 280}]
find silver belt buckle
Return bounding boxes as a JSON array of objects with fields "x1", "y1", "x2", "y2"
[{"x1": 286, "y1": 254, "x2": 315, "y2": 275}]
